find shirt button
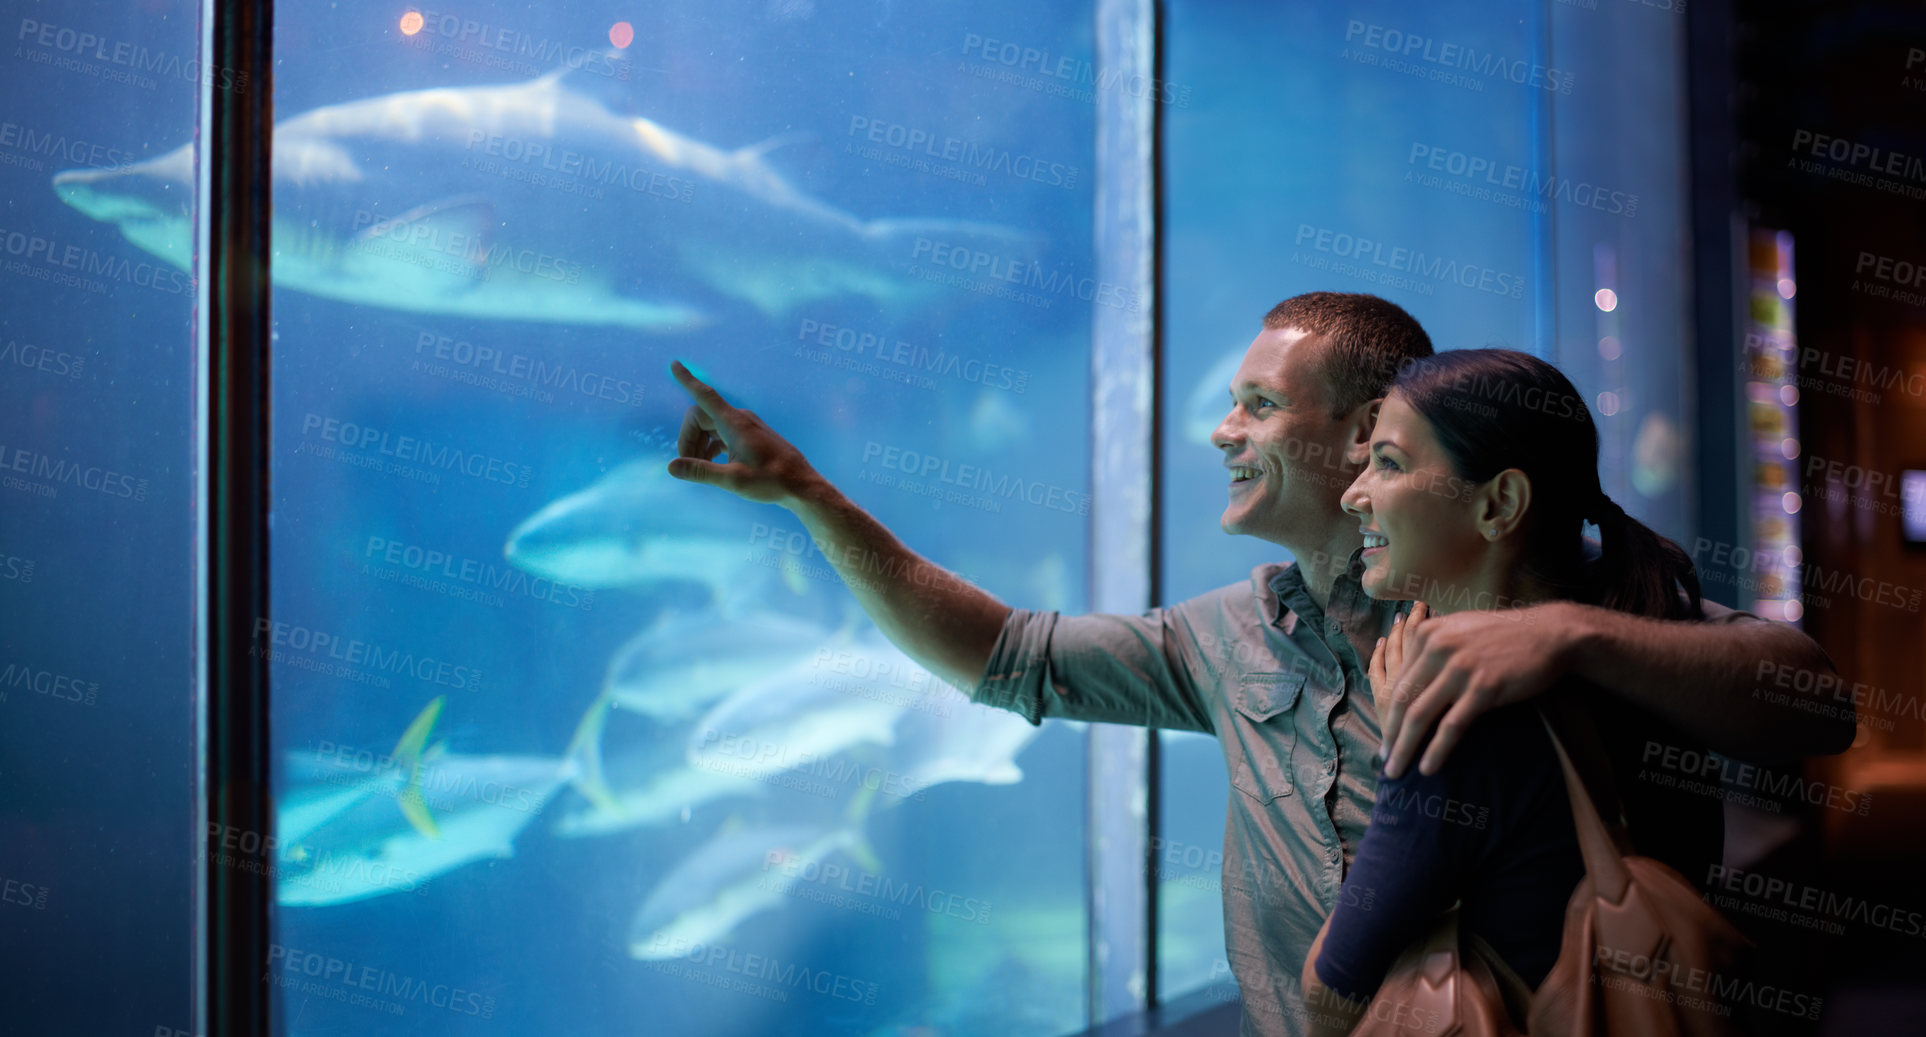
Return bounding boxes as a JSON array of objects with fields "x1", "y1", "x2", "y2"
[
  {"x1": 1324, "y1": 760, "x2": 1336, "y2": 774},
  {"x1": 1325, "y1": 617, "x2": 1340, "y2": 634}
]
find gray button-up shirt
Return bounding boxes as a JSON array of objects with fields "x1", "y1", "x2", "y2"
[
  {"x1": 972, "y1": 550, "x2": 1398, "y2": 1037},
  {"x1": 970, "y1": 547, "x2": 1765, "y2": 1036}
]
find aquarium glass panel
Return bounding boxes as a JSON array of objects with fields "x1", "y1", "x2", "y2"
[
  {"x1": 0, "y1": 2, "x2": 203, "y2": 1033},
  {"x1": 1156, "y1": 0, "x2": 1693, "y2": 1003},
  {"x1": 251, "y1": 3, "x2": 1099, "y2": 1034}
]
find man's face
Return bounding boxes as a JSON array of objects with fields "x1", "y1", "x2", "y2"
[{"x1": 1211, "y1": 327, "x2": 1357, "y2": 545}]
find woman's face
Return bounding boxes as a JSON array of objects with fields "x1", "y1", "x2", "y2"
[{"x1": 1340, "y1": 392, "x2": 1484, "y2": 601}]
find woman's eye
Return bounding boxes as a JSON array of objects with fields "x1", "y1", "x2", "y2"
[{"x1": 1374, "y1": 455, "x2": 1399, "y2": 471}]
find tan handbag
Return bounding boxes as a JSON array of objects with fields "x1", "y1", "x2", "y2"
[
  {"x1": 1336, "y1": 700, "x2": 1751, "y2": 1037},
  {"x1": 1330, "y1": 907, "x2": 1529, "y2": 1036},
  {"x1": 1525, "y1": 702, "x2": 1753, "y2": 1037}
]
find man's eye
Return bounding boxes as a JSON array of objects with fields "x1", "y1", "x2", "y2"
[{"x1": 1253, "y1": 398, "x2": 1274, "y2": 410}]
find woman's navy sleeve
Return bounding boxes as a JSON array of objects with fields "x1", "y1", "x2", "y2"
[{"x1": 1310, "y1": 706, "x2": 1528, "y2": 1003}]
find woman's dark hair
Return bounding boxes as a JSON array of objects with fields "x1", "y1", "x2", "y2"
[{"x1": 1388, "y1": 348, "x2": 1702, "y2": 620}]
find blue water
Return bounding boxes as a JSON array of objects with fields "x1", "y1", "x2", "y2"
[
  {"x1": 266, "y1": 2, "x2": 1106, "y2": 1034},
  {"x1": 0, "y1": 0, "x2": 1700, "y2": 1032},
  {"x1": 2, "y1": 0, "x2": 1110, "y2": 1033}
]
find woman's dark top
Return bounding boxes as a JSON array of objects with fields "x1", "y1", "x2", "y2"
[{"x1": 1313, "y1": 700, "x2": 1585, "y2": 1002}]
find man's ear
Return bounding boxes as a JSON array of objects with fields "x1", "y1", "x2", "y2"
[{"x1": 1344, "y1": 399, "x2": 1382, "y2": 466}]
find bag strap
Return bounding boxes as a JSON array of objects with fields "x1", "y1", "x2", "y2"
[
  {"x1": 1464, "y1": 929, "x2": 1533, "y2": 1028},
  {"x1": 1535, "y1": 696, "x2": 1634, "y2": 902}
]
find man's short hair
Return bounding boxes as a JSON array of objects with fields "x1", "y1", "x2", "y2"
[{"x1": 1262, "y1": 292, "x2": 1435, "y2": 417}]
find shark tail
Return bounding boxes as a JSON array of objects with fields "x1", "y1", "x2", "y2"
[
  {"x1": 564, "y1": 692, "x2": 624, "y2": 815},
  {"x1": 393, "y1": 696, "x2": 446, "y2": 840},
  {"x1": 842, "y1": 784, "x2": 883, "y2": 874}
]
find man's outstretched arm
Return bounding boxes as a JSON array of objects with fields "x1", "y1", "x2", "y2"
[
  {"x1": 1378, "y1": 599, "x2": 1852, "y2": 778},
  {"x1": 666, "y1": 360, "x2": 1009, "y2": 691}
]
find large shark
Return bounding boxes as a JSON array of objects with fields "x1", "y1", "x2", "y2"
[
  {"x1": 276, "y1": 696, "x2": 581, "y2": 906},
  {"x1": 552, "y1": 741, "x2": 761, "y2": 839},
  {"x1": 51, "y1": 60, "x2": 1032, "y2": 329},
  {"x1": 558, "y1": 607, "x2": 849, "y2": 819},
  {"x1": 627, "y1": 815, "x2": 875, "y2": 960},
  {"x1": 603, "y1": 608, "x2": 852, "y2": 721},
  {"x1": 685, "y1": 634, "x2": 930, "y2": 784},
  {"x1": 881, "y1": 687, "x2": 1041, "y2": 794},
  {"x1": 504, "y1": 458, "x2": 792, "y2": 597}
]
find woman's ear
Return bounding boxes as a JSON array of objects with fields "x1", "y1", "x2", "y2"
[{"x1": 1473, "y1": 469, "x2": 1533, "y2": 539}]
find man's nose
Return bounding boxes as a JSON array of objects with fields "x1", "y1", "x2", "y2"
[{"x1": 1210, "y1": 411, "x2": 1240, "y2": 452}]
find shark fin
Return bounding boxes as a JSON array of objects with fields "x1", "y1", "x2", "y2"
[
  {"x1": 353, "y1": 195, "x2": 496, "y2": 243},
  {"x1": 845, "y1": 832, "x2": 882, "y2": 875},
  {"x1": 392, "y1": 696, "x2": 446, "y2": 840},
  {"x1": 986, "y1": 762, "x2": 1024, "y2": 785},
  {"x1": 564, "y1": 692, "x2": 623, "y2": 814},
  {"x1": 530, "y1": 48, "x2": 651, "y2": 116},
  {"x1": 840, "y1": 786, "x2": 882, "y2": 872},
  {"x1": 398, "y1": 778, "x2": 441, "y2": 840},
  {"x1": 737, "y1": 130, "x2": 816, "y2": 163},
  {"x1": 350, "y1": 196, "x2": 498, "y2": 286},
  {"x1": 845, "y1": 782, "x2": 877, "y2": 824},
  {"x1": 392, "y1": 696, "x2": 445, "y2": 760}
]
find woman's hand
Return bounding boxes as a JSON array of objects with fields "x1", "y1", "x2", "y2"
[
  {"x1": 1368, "y1": 601, "x2": 1429, "y2": 759},
  {"x1": 1377, "y1": 602, "x2": 1588, "y2": 779}
]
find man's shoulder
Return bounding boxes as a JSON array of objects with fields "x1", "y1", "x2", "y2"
[{"x1": 1162, "y1": 562, "x2": 1294, "y2": 622}]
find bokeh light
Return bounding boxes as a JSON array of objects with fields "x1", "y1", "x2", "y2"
[
  {"x1": 400, "y1": 10, "x2": 423, "y2": 35},
  {"x1": 610, "y1": 21, "x2": 634, "y2": 48},
  {"x1": 1594, "y1": 288, "x2": 1618, "y2": 312}
]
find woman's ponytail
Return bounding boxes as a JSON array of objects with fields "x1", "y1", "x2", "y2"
[
  {"x1": 1589, "y1": 493, "x2": 1702, "y2": 621},
  {"x1": 1390, "y1": 349, "x2": 1707, "y2": 622}
]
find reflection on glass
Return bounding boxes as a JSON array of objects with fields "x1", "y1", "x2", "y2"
[
  {"x1": 35, "y1": 2, "x2": 1098, "y2": 1033},
  {"x1": 0, "y1": 1, "x2": 201, "y2": 1033},
  {"x1": 1157, "y1": 0, "x2": 1693, "y2": 1006}
]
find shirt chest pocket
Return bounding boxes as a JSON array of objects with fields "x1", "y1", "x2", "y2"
[{"x1": 1227, "y1": 672, "x2": 1307, "y2": 802}]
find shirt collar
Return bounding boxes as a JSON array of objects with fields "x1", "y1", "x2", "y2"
[{"x1": 1264, "y1": 545, "x2": 1377, "y2": 628}]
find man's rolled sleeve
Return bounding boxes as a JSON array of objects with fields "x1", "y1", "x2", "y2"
[
  {"x1": 971, "y1": 606, "x2": 1214, "y2": 733},
  {"x1": 973, "y1": 607, "x2": 1061, "y2": 724},
  {"x1": 1698, "y1": 594, "x2": 1842, "y2": 678}
]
